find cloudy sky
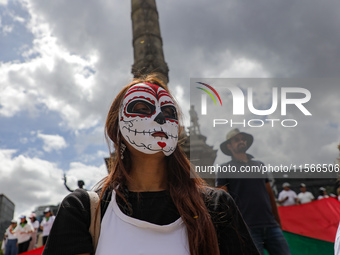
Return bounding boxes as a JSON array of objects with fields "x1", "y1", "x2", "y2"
[{"x1": 1, "y1": 0, "x2": 340, "y2": 219}]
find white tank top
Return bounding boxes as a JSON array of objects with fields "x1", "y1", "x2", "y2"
[{"x1": 95, "y1": 190, "x2": 190, "y2": 255}]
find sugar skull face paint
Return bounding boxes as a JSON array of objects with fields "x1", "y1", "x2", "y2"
[{"x1": 119, "y1": 83, "x2": 179, "y2": 156}]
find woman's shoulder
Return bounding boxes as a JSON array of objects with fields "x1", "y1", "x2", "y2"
[
  {"x1": 61, "y1": 187, "x2": 113, "y2": 219},
  {"x1": 43, "y1": 189, "x2": 95, "y2": 254},
  {"x1": 61, "y1": 188, "x2": 91, "y2": 209}
]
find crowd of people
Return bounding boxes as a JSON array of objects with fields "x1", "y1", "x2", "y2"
[
  {"x1": 278, "y1": 182, "x2": 336, "y2": 206},
  {"x1": 2, "y1": 208, "x2": 55, "y2": 255}
]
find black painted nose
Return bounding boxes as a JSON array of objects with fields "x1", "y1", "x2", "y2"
[{"x1": 154, "y1": 112, "x2": 166, "y2": 125}]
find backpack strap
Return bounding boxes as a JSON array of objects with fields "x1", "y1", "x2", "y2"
[{"x1": 87, "y1": 191, "x2": 101, "y2": 253}]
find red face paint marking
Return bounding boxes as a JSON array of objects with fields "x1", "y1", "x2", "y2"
[
  {"x1": 124, "y1": 83, "x2": 173, "y2": 101},
  {"x1": 157, "y1": 142, "x2": 166, "y2": 148}
]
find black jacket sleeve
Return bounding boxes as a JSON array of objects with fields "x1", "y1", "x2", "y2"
[
  {"x1": 204, "y1": 188, "x2": 260, "y2": 255},
  {"x1": 42, "y1": 189, "x2": 94, "y2": 255}
]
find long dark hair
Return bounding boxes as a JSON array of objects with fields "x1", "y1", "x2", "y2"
[{"x1": 97, "y1": 74, "x2": 219, "y2": 255}]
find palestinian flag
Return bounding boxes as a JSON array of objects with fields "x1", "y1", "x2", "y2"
[
  {"x1": 278, "y1": 197, "x2": 340, "y2": 255},
  {"x1": 19, "y1": 246, "x2": 44, "y2": 255}
]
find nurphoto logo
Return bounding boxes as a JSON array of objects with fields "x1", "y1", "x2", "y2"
[{"x1": 195, "y1": 80, "x2": 312, "y2": 128}]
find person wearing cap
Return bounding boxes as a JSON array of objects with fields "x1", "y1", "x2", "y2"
[
  {"x1": 297, "y1": 183, "x2": 315, "y2": 204},
  {"x1": 28, "y1": 213, "x2": 39, "y2": 251},
  {"x1": 40, "y1": 208, "x2": 55, "y2": 245},
  {"x1": 278, "y1": 183, "x2": 298, "y2": 206},
  {"x1": 16, "y1": 215, "x2": 33, "y2": 253},
  {"x1": 4, "y1": 220, "x2": 18, "y2": 255},
  {"x1": 216, "y1": 128, "x2": 291, "y2": 255},
  {"x1": 317, "y1": 187, "x2": 329, "y2": 200}
]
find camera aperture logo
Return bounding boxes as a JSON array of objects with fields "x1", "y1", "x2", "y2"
[{"x1": 196, "y1": 82, "x2": 312, "y2": 128}]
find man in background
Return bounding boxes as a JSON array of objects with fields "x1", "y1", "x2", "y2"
[
  {"x1": 278, "y1": 183, "x2": 298, "y2": 206},
  {"x1": 216, "y1": 128, "x2": 291, "y2": 255},
  {"x1": 297, "y1": 183, "x2": 314, "y2": 204}
]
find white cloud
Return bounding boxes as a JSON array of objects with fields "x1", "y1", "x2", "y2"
[
  {"x1": 0, "y1": 0, "x2": 8, "y2": 6},
  {"x1": 0, "y1": 1, "x2": 104, "y2": 130},
  {"x1": 200, "y1": 51, "x2": 270, "y2": 78},
  {"x1": 1, "y1": 24, "x2": 13, "y2": 35},
  {"x1": 320, "y1": 141, "x2": 340, "y2": 164},
  {"x1": 37, "y1": 133, "x2": 67, "y2": 152},
  {"x1": 77, "y1": 150, "x2": 109, "y2": 165},
  {"x1": 20, "y1": 137, "x2": 28, "y2": 144},
  {"x1": 0, "y1": 149, "x2": 107, "y2": 219},
  {"x1": 5, "y1": 0, "x2": 131, "y2": 132},
  {"x1": 74, "y1": 126, "x2": 107, "y2": 155},
  {"x1": 66, "y1": 162, "x2": 108, "y2": 190},
  {"x1": 172, "y1": 85, "x2": 189, "y2": 127},
  {"x1": 0, "y1": 149, "x2": 66, "y2": 218}
]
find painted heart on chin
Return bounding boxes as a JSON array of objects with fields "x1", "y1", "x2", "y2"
[{"x1": 157, "y1": 142, "x2": 166, "y2": 148}]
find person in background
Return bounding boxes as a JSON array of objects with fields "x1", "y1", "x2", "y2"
[
  {"x1": 278, "y1": 182, "x2": 298, "y2": 206},
  {"x1": 40, "y1": 208, "x2": 55, "y2": 245},
  {"x1": 16, "y1": 216, "x2": 33, "y2": 254},
  {"x1": 4, "y1": 219, "x2": 18, "y2": 255},
  {"x1": 216, "y1": 128, "x2": 290, "y2": 255},
  {"x1": 317, "y1": 187, "x2": 329, "y2": 200},
  {"x1": 28, "y1": 213, "x2": 39, "y2": 251},
  {"x1": 297, "y1": 183, "x2": 315, "y2": 204}
]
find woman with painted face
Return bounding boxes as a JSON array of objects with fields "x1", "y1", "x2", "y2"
[{"x1": 43, "y1": 75, "x2": 259, "y2": 255}]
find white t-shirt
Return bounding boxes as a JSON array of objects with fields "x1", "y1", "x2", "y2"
[
  {"x1": 297, "y1": 191, "x2": 314, "y2": 204},
  {"x1": 31, "y1": 220, "x2": 39, "y2": 232},
  {"x1": 16, "y1": 223, "x2": 33, "y2": 243},
  {"x1": 5, "y1": 227, "x2": 17, "y2": 240},
  {"x1": 96, "y1": 190, "x2": 190, "y2": 255},
  {"x1": 278, "y1": 190, "x2": 297, "y2": 206},
  {"x1": 41, "y1": 216, "x2": 56, "y2": 236}
]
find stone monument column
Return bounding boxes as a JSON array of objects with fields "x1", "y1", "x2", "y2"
[{"x1": 131, "y1": 0, "x2": 169, "y2": 85}]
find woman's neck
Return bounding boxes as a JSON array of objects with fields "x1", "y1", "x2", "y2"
[{"x1": 127, "y1": 154, "x2": 167, "y2": 192}]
